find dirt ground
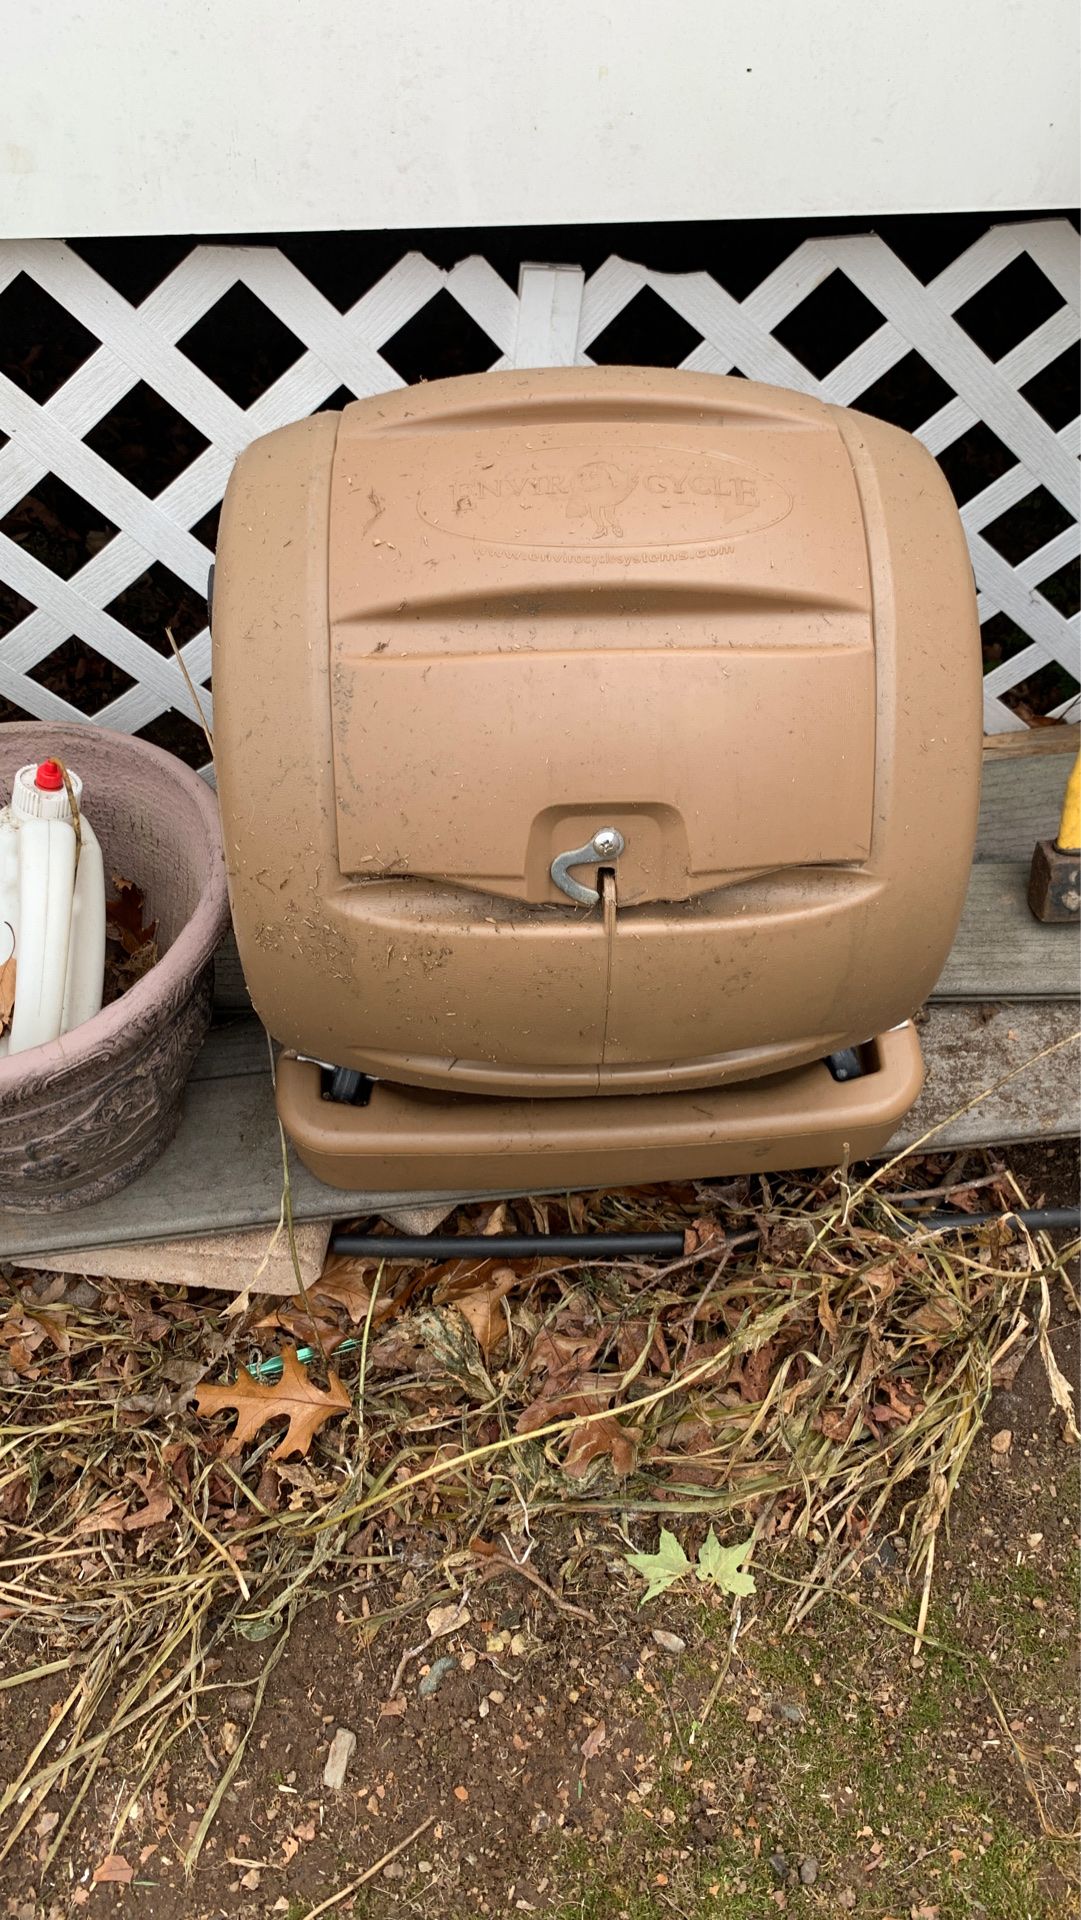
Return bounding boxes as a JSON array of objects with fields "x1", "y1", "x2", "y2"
[{"x1": 1, "y1": 1144, "x2": 1078, "y2": 1920}]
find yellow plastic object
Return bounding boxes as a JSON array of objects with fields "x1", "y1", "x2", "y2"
[{"x1": 1057, "y1": 753, "x2": 1080, "y2": 854}]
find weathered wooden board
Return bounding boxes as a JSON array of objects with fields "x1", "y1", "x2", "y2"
[
  {"x1": 975, "y1": 747, "x2": 1080, "y2": 862},
  {"x1": 1, "y1": 1002, "x2": 1075, "y2": 1263},
  {"x1": 897, "y1": 1002, "x2": 1079, "y2": 1155},
  {"x1": 982, "y1": 724, "x2": 1079, "y2": 760},
  {"x1": 934, "y1": 863, "x2": 1078, "y2": 999}
]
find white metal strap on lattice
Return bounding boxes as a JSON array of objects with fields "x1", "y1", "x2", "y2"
[{"x1": 0, "y1": 221, "x2": 1077, "y2": 761}]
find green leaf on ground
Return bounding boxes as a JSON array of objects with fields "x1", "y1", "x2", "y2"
[
  {"x1": 625, "y1": 1527, "x2": 692, "y2": 1604},
  {"x1": 627, "y1": 1527, "x2": 757, "y2": 1604},
  {"x1": 696, "y1": 1527, "x2": 756, "y2": 1596}
]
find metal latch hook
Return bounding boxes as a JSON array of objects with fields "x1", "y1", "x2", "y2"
[{"x1": 550, "y1": 826, "x2": 625, "y2": 906}]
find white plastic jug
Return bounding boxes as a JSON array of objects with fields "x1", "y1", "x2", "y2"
[{"x1": 0, "y1": 758, "x2": 106, "y2": 1055}]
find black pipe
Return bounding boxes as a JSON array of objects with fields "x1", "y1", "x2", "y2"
[
  {"x1": 331, "y1": 1209, "x2": 1078, "y2": 1262},
  {"x1": 891, "y1": 1204, "x2": 1079, "y2": 1233},
  {"x1": 329, "y1": 1231, "x2": 686, "y2": 1261}
]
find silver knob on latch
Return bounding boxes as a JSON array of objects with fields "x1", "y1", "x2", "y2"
[{"x1": 550, "y1": 826, "x2": 625, "y2": 906}]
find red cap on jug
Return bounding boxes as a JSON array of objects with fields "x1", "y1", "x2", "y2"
[{"x1": 34, "y1": 760, "x2": 64, "y2": 791}]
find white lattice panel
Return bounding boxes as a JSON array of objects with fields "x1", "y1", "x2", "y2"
[{"x1": 0, "y1": 222, "x2": 1077, "y2": 766}]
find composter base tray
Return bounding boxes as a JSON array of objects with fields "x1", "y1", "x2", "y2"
[{"x1": 276, "y1": 1024, "x2": 923, "y2": 1194}]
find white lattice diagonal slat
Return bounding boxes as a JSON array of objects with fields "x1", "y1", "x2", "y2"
[{"x1": 0, "y1": 221, "x2": 1076, "y2": 759}]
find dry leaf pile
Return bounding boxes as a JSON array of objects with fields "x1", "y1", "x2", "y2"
[
  {"x1": 0, "y1": 1158, "x2": 1076, "y2": 1874},
  {"x1": 103, "y1": 874, "x2": 159, "y2": 1002}
]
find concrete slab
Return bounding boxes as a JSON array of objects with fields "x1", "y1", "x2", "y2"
[{"x1": 9, "y1": 1220, "x2": 331, "y2": 1293}]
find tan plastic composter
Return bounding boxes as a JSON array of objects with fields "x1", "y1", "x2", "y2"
[{"x1": 213, "y1": 368, "x2": 982, "y2": 1193}]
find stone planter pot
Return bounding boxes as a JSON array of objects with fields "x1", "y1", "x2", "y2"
[{"x1": 0, "y1": 724, "x2": 229, "y2": 1212}]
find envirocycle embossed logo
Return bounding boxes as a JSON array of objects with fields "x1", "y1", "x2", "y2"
[{"x1": 416, "y1": 444, "x2": 793, "y2": 550}]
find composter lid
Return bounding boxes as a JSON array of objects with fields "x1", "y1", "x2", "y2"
[{"x1": 326, "y1": 373, "x2": 875, "y2": 905}]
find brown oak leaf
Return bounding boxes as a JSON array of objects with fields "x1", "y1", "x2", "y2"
[
  {"x1": 684, "y1": 1217, "x2": 726, "y2": 1255},
  {"x1": 103, "y1": 875, "x2": 159, "y2": 1001},
  {"x1": 122, "y1": 1492, "x2": 173, "y2": 1531},
  {"x1": 516, "y1": 1379, "x2": 636, "y2": 1478},
  {"x1": 253, "y1": 1301, "x2": 352, "y2": 1355},
  {"x1": 565, "y1": 1409, "x2": 637, "y2": 1479},
  {"x1": 432, "y1": 1259, "x2": 518, "y2": 1355},
  {"x1": 734, "y1": 1339, "x2": 776, "y2": 1405},
  {"x1": 525, "y1": 1324, "x2": 604, "y2": 1384},
  {"x1": 75, "y1": 1495, "x2": 130, "y2": 1535},
  {"x1": 106, "y1": 874, "x2": 157, "y2": 954},
  {"x1": 817, "y1": 1405, "x2": 858, "y2": 1443},
  {"x1": 92, "y1": 1853, "x2": 133, "y2": 1884},
  {"x1": 194, "y1": 1348, "x2": 351, "y2": 1459},
  {"x1": 309, "y1": 1258, "x2": 424, "y2": 1325}
]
